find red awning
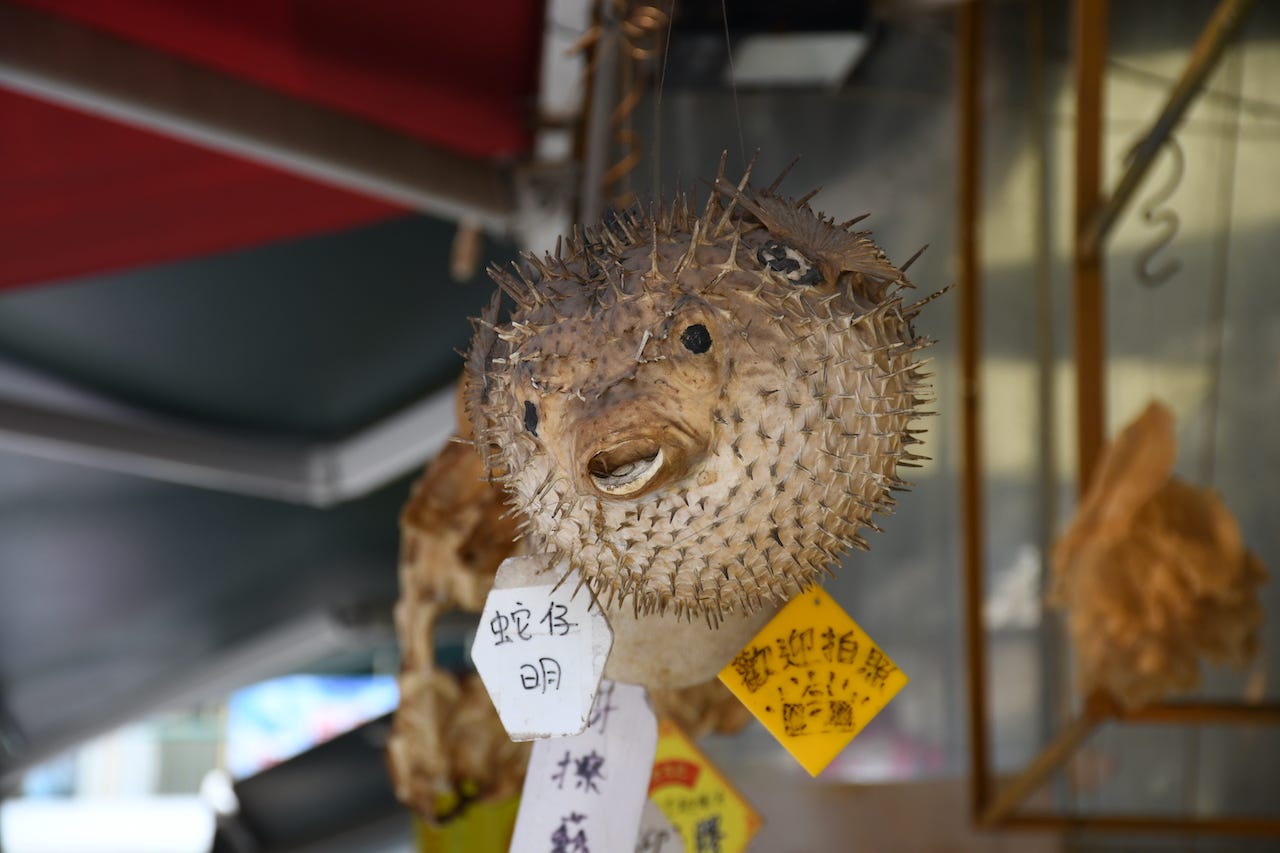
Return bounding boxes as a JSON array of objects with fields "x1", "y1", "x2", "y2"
[{"x1": 1, "y1": 0, "x2": 543, "y2": 290}]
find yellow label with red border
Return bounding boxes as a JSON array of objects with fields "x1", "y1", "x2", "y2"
[
  {"x1": 648, "y1": 718, "x2": 761, "y2": 853},
  {"x1": 718, "y1": 585, "x2": 908, "y2": 776}
]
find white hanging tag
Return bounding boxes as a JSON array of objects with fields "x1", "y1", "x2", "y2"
[
  {"x1": 509, "y1": 681, "x2": 657, "y2": 853},
  {"x1": 471, "y1": 558, "x2": 613, "y2": 740},
  {"x1": 634, "y1": 799, "x2": 685, "y2": 852}
]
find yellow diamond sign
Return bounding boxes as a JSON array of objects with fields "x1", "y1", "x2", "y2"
[
  {"x1": 648, "y1": 718, "x2": 762, "y2": 853},
  {"x1": 718, "y1": 585, "x2": 908, "y2": 776}
]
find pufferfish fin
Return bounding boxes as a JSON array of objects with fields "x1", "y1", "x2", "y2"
[
  {"x1": 753, "y1": 194, "x2": 908, "y2": 293},
  {"x1": 712, "y1": 177, "x2": 909, "y2": 296}
]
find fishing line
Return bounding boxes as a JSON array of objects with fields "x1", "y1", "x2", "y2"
[
  {"x1": 651, "y1": 0, "x2": 675, "y2": 196},
  {"x1": 721, "y1": 0, "x2": 747, "y2": 170},
  {"x1": 1198, "y1": 44, "x2": 1243, "y2": 489}
]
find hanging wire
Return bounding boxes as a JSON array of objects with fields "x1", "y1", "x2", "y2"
[
  {"x1": 651, "y1": 0, "x2": 674, "y2": 197},
  {"x1": 1184, "y1": 39, "x2": 1245, "y2": 846},
  {"x1": 1199, "y1": 44, "x2": 1244, "y2": 489},
  {"x1": 721, "y1": 0, "x2": 747, "y2": 171}
]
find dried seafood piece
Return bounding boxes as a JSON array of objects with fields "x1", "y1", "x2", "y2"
[
  {"x1": 1050, "y1": 402, "x2": 1266, "y2": 709},
  {"x1": 398, "y1": 436, "x2": 520, "y2": 613},
  {"x1": 388, "y1": 435, "x2": 526, "y2": 820}
]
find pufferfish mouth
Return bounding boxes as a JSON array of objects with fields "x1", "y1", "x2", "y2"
[{"x1": 587, "y1": 438, "x2": 664, "y2": 497}]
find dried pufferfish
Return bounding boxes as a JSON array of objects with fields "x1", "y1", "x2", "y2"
[{"x1": 466, "y1": 156, "x2": 938, "y2": 620}]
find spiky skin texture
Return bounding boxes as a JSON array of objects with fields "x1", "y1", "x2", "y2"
[{"x1": 466, "y1": 159, "x2": 937, "y2": 621}]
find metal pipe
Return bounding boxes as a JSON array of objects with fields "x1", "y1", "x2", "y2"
[
  {"x1": 1005, "y1": 813, "x2": 1280, "y2": 837},
  {"x1": 0, "y1": 382, "x2": 457, "y2": 507},
  {"x1": 1026, "y1": 0, "x2": 1066, "y2": 801},
  {"x1": 1082, "y1": 0, "x2": 1258, "y2": 254},
  {"x1": 956, "y1": 0, "x2": 989, "y2": 822},
  {"x1": 980, "y1": 706, "x2": 1103, "y2": 826},
  {"x1": 1118, "y1": 701, "x2": 1280, "y2": 726},
  {"x1": 1073, "y1": 0, "x2": 1108, "y2": 492},
  {"x1": 980, "y1": 692, "x2": 1280, "y2": 830},
  {"x1": 0, "y1": 2, "x2": 516, "y2": 231}
]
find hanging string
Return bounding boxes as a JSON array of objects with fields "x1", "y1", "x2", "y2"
[
  {"x1": 651, "y1": 0, "x2": 675, "y2": 198},
  {"x1": 1198, "y1": 43, "x2": 1244, "y2": 488},
  {"x1": 721, "y1": 0, "x2": 747, "y2": 171}
]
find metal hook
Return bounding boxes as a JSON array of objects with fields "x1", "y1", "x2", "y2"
[{"x1": 1134, "y1": 135, "x2": 1185, "y2": 288}]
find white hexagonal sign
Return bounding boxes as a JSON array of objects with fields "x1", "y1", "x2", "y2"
[{"x1": 471, "y1": 557, "x2": 613, "y2": 741}]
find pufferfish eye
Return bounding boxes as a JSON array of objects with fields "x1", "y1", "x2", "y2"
[
  {"x1": 523, "y1": 400, "x2": 539, "y2": 436},
  {"x1": 680, "y1": 324, "x2": 712, "y2": 354}
]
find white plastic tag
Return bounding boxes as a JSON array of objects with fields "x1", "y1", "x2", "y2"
[
  {"x1": 635, "y1": 799, "x2": 685, "y2": 852},
  {"x1": 471, "y1": 562, "x2": 613, "y2": 740},
  {"x1": 510, "y1": 681, "x2": 658, "y2": 853}
]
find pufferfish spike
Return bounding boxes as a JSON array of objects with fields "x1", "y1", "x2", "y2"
[
  {"x1": 795, "y1": 186, "x2": 823, "y2": 207},
  {"x1": 669, "y1": 220, "x2": 700, "y2": 282},
  {"x1": 904, "y1": 284, "x2": 954, "y2": 319},
  {"x1": 520, "y1": 253, "x2": 550, "y2": 282},
  {"x1": 490, "y1": 263, "x2": 535, "y2": 309},
  {"x1": 900, "y1": 243, "x2": 929, "y2": 272},
  {"x1": 711, "y1": 149, "x2": 761, "y2": 237},
  {"x1": 764, "y1": 154, "x2": 802, "y2": 195},
  {"x1": 568, "y1": 224, "x2": 586, "y2": 259}
]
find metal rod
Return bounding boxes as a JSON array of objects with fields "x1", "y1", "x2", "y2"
[
  {"x1": 1119, "y1": 701, "x2": 1280, "y2": 726},
  {"x1": 1082, "y1": 0, "x2": 1258, "y2": 254},
  {"x1": 1005, "y1": 813, "x2": 1280, "y2": 838},
  {"x1": 1073, "y1": 0, "x2": 1108, "y2": 492},
  {"x1": 980, "y1": 693, "x2": 1280, "y2": 831},
  {"x1": 980, "y1": 706, "x2": 1103, "y2": 826},
  {"x1": 0, "y1": 380, "x2": 457, "y2": 508},
  {"x1": 0, "y1": 3, "x2": 515, "y2": 231},
  {"x1": 1026, "y1": 2, "x2": 1066, "y2": 806},
  {"x1": 956, "y1": 0, "x2": 989, "y2": 822}
]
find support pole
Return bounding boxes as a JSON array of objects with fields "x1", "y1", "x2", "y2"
[
  {"x1": 956, "y1": 0, "x2": 989, "y2": 822},
  {"x1": 981, "y1": 693, "x2": 1110, "y2": 825},
  {"x1": 1005, "y1": 814, "x2": 1280, "y2": 837},
  {"x1": 1073, "y1": 0, "x2": 1109, "y2": 491},
  {"x1": 1118, "y1": 701, "x2": 1280, "y2": 726}
]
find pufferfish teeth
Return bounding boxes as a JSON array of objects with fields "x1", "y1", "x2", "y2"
[{"x1": 591, "y1": 448, "x2": 664, "y2": 496}]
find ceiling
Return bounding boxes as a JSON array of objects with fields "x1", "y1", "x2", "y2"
[{"x1": 0, "y1": 0, "x2": 546, "y2": 786}]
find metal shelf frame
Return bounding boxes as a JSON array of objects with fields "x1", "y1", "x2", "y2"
[{"x1": 957, "y1": 0, "x2": 1279, "y2": 838}]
